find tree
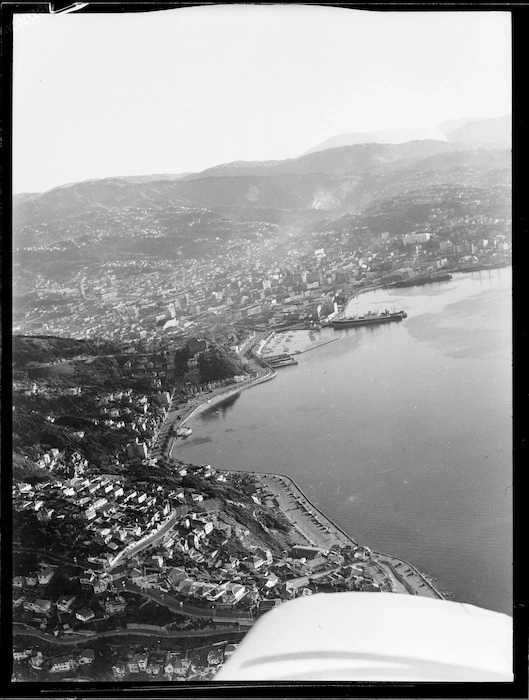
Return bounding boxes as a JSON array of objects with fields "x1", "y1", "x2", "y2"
[{"x1": 198, "y1": 345, "x2": 244, "y2": 383}]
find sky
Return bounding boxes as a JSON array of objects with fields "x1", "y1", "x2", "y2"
[{"x1": 13, "y1": 5, "x2": 511, "y2": 194}]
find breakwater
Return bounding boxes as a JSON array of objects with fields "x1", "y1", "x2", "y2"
[{"x1": 294, "y1": 337, "x2": 340, "y2": 354}]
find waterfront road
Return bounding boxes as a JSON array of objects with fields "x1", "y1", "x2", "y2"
[
  {"x1": 259, "y1": 474, "x2": 355, "y2": 550},
  {"x1": 375, "y1": 554, "x2": 443, "y2": 599},
  {"x1": 256, "y1": 472, "x2": 443, "y2": 600}
]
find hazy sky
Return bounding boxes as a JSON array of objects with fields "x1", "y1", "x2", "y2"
[{"x1": 13, "y1": 6, "x2": 511, "y2": 193}]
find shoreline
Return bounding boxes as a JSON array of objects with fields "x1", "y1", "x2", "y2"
[
  {"x1": 167, "y1": 364, "x2": 276, "y2": 460},
  {"x1": 161, "y1": 326, "x2": 450, "y2": 601},
  {"x1": 259, "y1": 331, "x2": 340, "y2": 359},
  {"x1": 161, "y1": 341, "x2": 445, "y2": 601},
  {"x1": 217, "y1": 467, "x2": 444, "y2": 600}
]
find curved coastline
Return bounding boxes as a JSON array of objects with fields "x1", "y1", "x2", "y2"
[
  {"x1": 167, "y1": 362, "x2": 276, "y2": 460},
  {"x1": 167, "y1": 340, "x2": 445, "y2": 601},
  {"x1": 222, "y1": 467, "x2": 444, "y2": 600}
]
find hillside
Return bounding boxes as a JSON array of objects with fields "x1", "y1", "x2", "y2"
[
  {"x1": 13, "y1": 142, "x2": 510, "y2": 264},
  {"x1": 12, "y1": 335, "x2": 120, "y2": 367},
  {"x1": 185, "y1": 140, "x2": 460, "y2": 179}
]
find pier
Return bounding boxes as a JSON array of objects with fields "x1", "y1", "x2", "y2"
[{"x1": 265, "y1": 353, "x2": 298, "y2": 368}]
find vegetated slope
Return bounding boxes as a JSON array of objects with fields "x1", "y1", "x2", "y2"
[
  {"x1": 12, "y1": 335, "x2": 120, "y2": 366},
  {"x1": 12, "y1": 141, "x2": 467, "y2": 234},
  {"x1": 335, "y1": 148, "x2": 511, "y2": 214},
  {"x1": 198, "y1": 345, "x2": 245, "y2": 383},
  {"x1": 185, "y1": 140, "x2": 460, "y2": 179},
  {"x1": 12, "y1": 143, "x2": 511, "y2": 270},
  {"x1": 12, "y1": 335, "x2": 155, "y2": 474},
  {"x1": 306, "y1": 178, "x2": 511, "y2": 251}
]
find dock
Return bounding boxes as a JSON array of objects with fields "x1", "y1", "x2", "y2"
[{"x1": 265, "y1": 353, "x2": 298, "y2": 368}]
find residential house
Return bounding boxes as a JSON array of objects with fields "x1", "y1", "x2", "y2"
[
  {"x1": 75, "y1": 607, "x2": 95, "y2": 622},
  {"x1": 13, "y1": 649, "x2": 32, "y2": 661},
  {"x1": 80, "y1": 570, "x2": 98, "y2": 587},
  {"x1": 207, "y1": 647, "x2": 224, "y2": 666},
  {"x1": 78, "y1": 649, "x2": 95, "y2": 665},
  {"x1": 112, "y1": 661, "x2": 126, "y2": 678},
  {"x1": 104, "y1": 596, "x2": 127, "y2": 614},
  {"x1": 164, "y1": 652, "x2": 189, "y2": 677},
  {"x1": 226, "y1": 583, "x2": 247, "y2": 604},
  {"x1": 93, "y1": 579, "x2": 108, "y2": 594},
  {"x1": 56, "y1": 596, "x2": 76, "y2": 613},
  {"x1": 263, "y1": 572, "x2": 279, "y2": 589},
  {"x1": 176, "y1": 578, "x2": 193, "y2": 595},
  {"x1": 24, "y1": 599, "x2": 52, "y2": 614},
  {"x1": 284, "y1": 577, "x2": 311, "y2": 595},
  {"x1": 167, "y1": 567, "x2": 187, "y2": 586},
  {"x1": 50, "y1": 656, "x2": 75, "y2": 673},
  {"x1": 146, "y1": 655, "x2": 165, "y2": 675},
  {"x1": 249, "y1": 554, "x2": 265, "y2": 571},
  {"x1": 126, "y1": 656, "x2": 140, "y2": 674},
  {"x1": 29, "y1": 651, "x2": 45, "y2": 670},
  {"x1": 136, "y1": 652, "x2": 149, "y2": 672}
]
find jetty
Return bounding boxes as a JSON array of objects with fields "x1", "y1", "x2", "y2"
[{"x1": 265, "y1": 353, "x2": 298, "y2": 368}]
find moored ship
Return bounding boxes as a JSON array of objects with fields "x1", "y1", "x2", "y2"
[
  {"x1": 331, "y1": 309, "x2": 407, "y2": 329},
  {"x1": 394, "y1": 272, "x2": 452, "y2": 288}
]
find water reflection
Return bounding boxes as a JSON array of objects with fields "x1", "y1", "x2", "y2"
[{"x1": 199, "y1": 390, "x2": 241, "y2": 421}]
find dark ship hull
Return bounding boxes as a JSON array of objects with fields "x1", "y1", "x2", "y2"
[{"x1": 331, "y1": 311, "x2": 407, "y2": 328}]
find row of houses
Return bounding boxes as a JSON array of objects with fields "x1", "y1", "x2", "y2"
[
  {"x1": 111, "y1": 643, "x2": 238, "y2": 680},
  {"x1": 14, "y1": 648, "x2": 95, "y2": 673}
]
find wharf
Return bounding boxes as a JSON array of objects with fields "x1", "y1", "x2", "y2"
[{"x1": 266, "y1": 353, "x2": 298, "y2": 368}]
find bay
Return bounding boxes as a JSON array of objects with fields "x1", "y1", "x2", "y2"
[{"x1": 174, "y1": 268, "x2": 512, "y2": 615}]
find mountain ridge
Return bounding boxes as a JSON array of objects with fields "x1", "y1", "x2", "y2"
[
  {"x1": 305, "y1": 115, "x2": 511, "y2": 155},
  {"x1": 13, "y1": 140, "x2": 510, "y2": 261}
]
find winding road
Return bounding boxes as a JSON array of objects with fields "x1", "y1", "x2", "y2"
[{"x1": 13, "y1": 623, "x2": 243, "y2": 645}]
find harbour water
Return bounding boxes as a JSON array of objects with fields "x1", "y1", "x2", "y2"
[{"x1": 174, "y1": 268, "x2": 512, "y2": 615}]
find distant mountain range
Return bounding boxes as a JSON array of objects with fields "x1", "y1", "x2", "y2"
[
  {"x1": 305, "y1": 115, "x2": 511, "y2": 154},
  {"x1": 304, "y1": 127, "x2": 447, "y2": 154},
  {"x1": 13, "y1": 130, "x2": 511, "y2": 267},
  {"x1": 444, "y1": 115, "x2": 511, "y2": 144}
]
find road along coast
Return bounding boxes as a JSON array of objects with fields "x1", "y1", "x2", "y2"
[
  {"x1": 158, "y1": 363, "x2": 276, "y2": 460},
  {"x1": 227, "y1": 469, "x2": 444, "y2": 600},
  {"x1": 161, "y1": 336, "x2": 445, "y2": 601}
]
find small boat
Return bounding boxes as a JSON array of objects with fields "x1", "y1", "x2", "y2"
[{"x1": 175, "y1": 426, "x2": 192, "y2": 438}]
